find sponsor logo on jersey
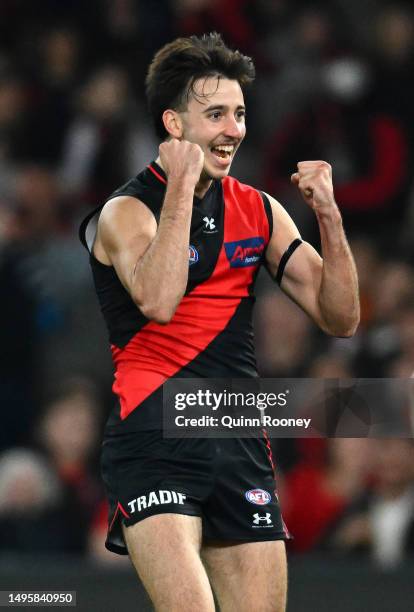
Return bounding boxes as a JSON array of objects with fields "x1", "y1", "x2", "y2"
[
  {"x1": 189, "y1": 245, "x2": 199, "y2": 265},
  {"x1": 127, "y1": 490, "x2": 187, "y2": 514},
  {"x1": 203, "y1": 216, "x2": 217, "y2": 233},
  {"x1": 252, "y1": 512, "x2": 273, "y2": 526},
  {"x1": 224, "y1": 237, "x2": 265, "y2": 267},
  {"x1": 245, "y1": 489, "x2": 271, "y2": 505}
]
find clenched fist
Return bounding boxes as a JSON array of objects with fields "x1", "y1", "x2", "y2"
[
  {"x1": 159, "y1": 139, "x2": 204, "y2": 187},
  {"x1": 291, "y1": 161, "x2": 336, "y2": 212}
]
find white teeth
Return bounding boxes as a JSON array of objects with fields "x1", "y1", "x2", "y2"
[{"x1": 213, "y1": 145, "x2": 234, "y2": 153}]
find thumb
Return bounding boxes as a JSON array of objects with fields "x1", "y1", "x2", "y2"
[{"x1": 291, "y1": 172, "x2": 300, "y2": 185}]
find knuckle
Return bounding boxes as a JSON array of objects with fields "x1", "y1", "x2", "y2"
[{"x1": 319, "y1": 161, "x2": 331, "y2": 171}]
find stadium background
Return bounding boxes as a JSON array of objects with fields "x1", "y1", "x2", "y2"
[{"x1": 1, "y1": 1, "x2": 413, "y2": 610}]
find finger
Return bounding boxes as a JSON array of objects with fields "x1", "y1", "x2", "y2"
[
  {"x1": 298, "y1": 179, "x2": 314, "y2": 198},
  {"x1": 291, "y1": 172, "x2": 300, "y2": 184},
  {"x1": 297, "y1": 160, "x2": 327, "y2": 168}
]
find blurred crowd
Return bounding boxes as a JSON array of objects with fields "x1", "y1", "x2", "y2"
[{"x1": 1, "y1": 0, "x2": 414, "y2": 569}]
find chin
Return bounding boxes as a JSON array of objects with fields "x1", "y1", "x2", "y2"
[{"x1": 204, "y1": 164, "x2": 232, "y2": 180}]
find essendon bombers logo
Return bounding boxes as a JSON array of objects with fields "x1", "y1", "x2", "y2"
[{"x1": 224, "y1": 237, "x2": 265, "y2": 268}]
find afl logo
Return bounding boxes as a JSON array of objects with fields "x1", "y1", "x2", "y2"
[
  {"x1": 245, "y1": 489, "x2": 271, "y2": 505},
  {"x1": 189, "y1": 245, "x2": 199, "y2": 266}
]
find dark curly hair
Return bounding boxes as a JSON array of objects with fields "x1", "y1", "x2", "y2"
[{"x1": 145, "y1": 32, "x2": 255, "y2": 140}]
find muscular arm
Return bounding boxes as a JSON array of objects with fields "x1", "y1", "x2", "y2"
[
  {"x1": 312, "y1": 205, "x2": 359, "y2": 336},
  {"x1": 265, "y1": 161, "x2": 360, "y2": 337},
  {"x1": 96, "y1": 180, "x2": 193, "y2": 324},
  {"x1": 95, "y1": 140, "x2": 204, "y2": 324}
]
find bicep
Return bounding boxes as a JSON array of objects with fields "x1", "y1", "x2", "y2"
[
  {"x1": 98, "y1": 196, "x2": 157, "y2": 294},
  {"x1": 265, "y1": 193, "x2": 323, "y2": 321},
  {"x1": 279, "y1": 242, "x2": 323, "y2": 321}
]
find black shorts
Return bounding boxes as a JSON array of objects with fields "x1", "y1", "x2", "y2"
[{"x1": 101, "y1": 429, "x2": 290, "y2": 555}]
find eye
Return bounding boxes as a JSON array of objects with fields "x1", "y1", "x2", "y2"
[
  {"x1": 236, "y1": 110, "x2": 246, "y2": 121},
  {"x1": 209, "y1": 111, "x2": 222, "y2": 120}
]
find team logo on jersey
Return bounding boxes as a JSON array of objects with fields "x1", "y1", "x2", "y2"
[
  {"x1": 245, "y1": 489, "x2": 271, "y2": 506},
  {"x1": 252, "y1": 512, "x2": 273, "y2": 526},
  {"x1": 189, "y1": 245, "x2": 199, "y2": 265},
  {"x1": 224, "y1": 237, "x2": 265, "y2": 267},
  {"x1": 127, "y1": 490, "x2": 187, "y2": 514},
  {"x1": 203, "y1": 216, "x2": 217, "y2": 233}
]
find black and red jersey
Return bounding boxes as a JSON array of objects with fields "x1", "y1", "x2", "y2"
[{"x1": 80, "y1": 161, "x2": 273, "y2": 430}]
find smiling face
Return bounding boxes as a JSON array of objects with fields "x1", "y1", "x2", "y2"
[
  {"x1": 181, "y1": 76, "x2": 246, "y2": 178},
  {"x1": 164, "y1": 76, "x2": 246, "y2": 193}
]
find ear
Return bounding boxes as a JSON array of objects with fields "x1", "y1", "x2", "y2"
[{"x1": 162, "y1": 109, "x2": 183, "y2": 139}]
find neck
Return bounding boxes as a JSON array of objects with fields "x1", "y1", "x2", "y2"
[
  {"x1": 155, "y1": 156, "x2": 213, "y2": 199},
  {"x1": 194, "y1": 170, "x2": 213, "y2": 199}
]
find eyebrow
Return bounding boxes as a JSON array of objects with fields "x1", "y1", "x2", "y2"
[{"x1": 202, "y1": 104, "x2": 246, "y2": 114}]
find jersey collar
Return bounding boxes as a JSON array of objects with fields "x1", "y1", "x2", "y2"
[
  {"x1": 147, "y1": 159, "x2": 218, "y2": 203},
  {"x1": 147, "y1": 161, "x2": 167, "y2": 185}
]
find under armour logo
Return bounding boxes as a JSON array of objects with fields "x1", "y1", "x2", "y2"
[
  {"x1": 203, "y1": 216, "x2": 216, "y2": 230},
  {"x1": 253, "y1": 513, "x2": 272, "y2": 525}
]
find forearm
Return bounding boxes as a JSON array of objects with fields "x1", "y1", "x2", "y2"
[
  {"x1": 132, "y1": 178, "x2": 194, "y2": 322},
  {"x1": 316, "y1": 206, "x2": 360, "y2": 336}
]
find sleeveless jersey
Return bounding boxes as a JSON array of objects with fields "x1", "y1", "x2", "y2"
[{"x1": 80, "y1": 161, "x2": 273, "y2": 431}]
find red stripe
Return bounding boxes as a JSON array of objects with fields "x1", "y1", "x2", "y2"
[
  {"x1": 148, "y1": 164, "x2": 167, "y2": 185},
  {"x1": 108, "y1": 506, "x2": 119, "y2": 532},
  {"x1": 118, "y1": 501, "x2": 130, "y2": 519},
  {"x1": 262, "y1": 428, "x2": 291, "y2": 539},
  {"x1": 262, "y1": 427, "x2": 276, "y2": 475},
  {"x1": 281, "y1": 517, "x2": 291, "y2": 539},
  {"x1": 108, "y1": 501, "x2": 131, "y2": 532},
  {"x1": 113, "y1": 294, "x2": 242, "y2": 418}
]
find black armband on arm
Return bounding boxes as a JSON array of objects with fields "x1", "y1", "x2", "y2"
[{"x1": 275, "y1": 238, "x2": 303, "y2": 285}]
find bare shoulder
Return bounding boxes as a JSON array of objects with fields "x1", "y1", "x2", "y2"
[
  {"x1": 95, "y1": 195, "x2": 157, "y2": 265},
  {"x1": 99, "y1": 196, "x2": 157, "y2": 242}
]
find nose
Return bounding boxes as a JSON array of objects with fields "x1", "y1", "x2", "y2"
[{"x1": 223, "y1": 115, "x2": 245, "y2": 140}]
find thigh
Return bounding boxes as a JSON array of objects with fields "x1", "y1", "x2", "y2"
[
  {"x1": 123, "y1": 513, "x2": 215, "y2": 612},
  {"x1": 201, "y1": 539, "x2": 287, "y2": 612}
]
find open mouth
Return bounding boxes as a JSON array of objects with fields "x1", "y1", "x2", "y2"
[{"x1": 210, "y1": 144, "x2": 235, "y2": 162}]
